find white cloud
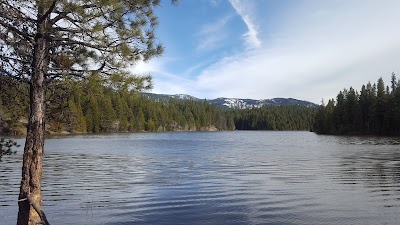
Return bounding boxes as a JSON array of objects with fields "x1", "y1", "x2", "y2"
[
  {"x1": 181, "y1": 1, "x2": 400, "y2": 103},
  {"x1": 146, "y1": 1, "x2": 400, "y2": 104},
  {"x1": 229, "y1": 0, "x2": 261, "y2": 49},
  {"x1": 196, "y1": 15, "x2": 232, "y2": 51},
  {"x1": 151, "y1": 77, "x2": 196, "y2": 95},
  {"x1": 129, "y1": 60, "x2": 161, "y2": 75},
  {"x1": 198, "y1": 15, "x2": 232, "y2": 35},
  {"x1": 129, "y1": 58, "x2": 198, "y2": 95},
  {"x1": 197, "y1": 33, "x2": 227, "y2": 52},
  {"x1": 209, "y1": 0, "x2": 221, "y2": 7}
]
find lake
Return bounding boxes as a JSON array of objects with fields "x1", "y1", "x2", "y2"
[{"x1": 1, "y1": 131, "x2": 400, "y2": 225}]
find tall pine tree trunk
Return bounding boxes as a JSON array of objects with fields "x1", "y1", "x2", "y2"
[{"x1": 17, "y1": 7, "x2": 49, "y2": 224}]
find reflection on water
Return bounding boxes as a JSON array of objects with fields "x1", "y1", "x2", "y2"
[
  {"x1": 1, "y1": 132, "x2": 400, "y2": 225},
  {"x1": 335, "y1": 141, "x2": 400, "y2": 209}
]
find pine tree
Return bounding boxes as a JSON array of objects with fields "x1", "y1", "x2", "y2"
[
  {"x1": 0, "y1": 1, "x2": 171, "y2": 222},
  {"x1": 100, "y1": 95, "x2": 116, "y2": 132},
  {"x1": 375, "y1": 77, "x2": 386, "y2": 133}
]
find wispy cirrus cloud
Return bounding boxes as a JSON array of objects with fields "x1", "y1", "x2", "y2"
[
  {"x1": 209, "y1": 0, "x2": 222, "y2": 7},
  {"x1": 196, "y1": 15, "x2": 233, "y2": 51},
  {"x1": 140, "y1": 1, "x2": 400, "y2": 104},
  {"x1": 229, "y1": 0, "x2": 261, "y2": 49},
  {"x1": 191, "y1": 0, "x2": 400, "y2": 103}
]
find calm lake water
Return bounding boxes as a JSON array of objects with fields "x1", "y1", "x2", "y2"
[{"x1": 1, "y1": 131, "x2": 400, "y2": 225}]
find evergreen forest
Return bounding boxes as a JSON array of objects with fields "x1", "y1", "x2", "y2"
[
  {"x1": 231, "y1": 107, "x2": 316, "y2": 130},
  {"x1": 0, "y1": 75, "x2": 316, "y2": 135},
  {"x1": 313, "y1": 73, "x2": 400, "y2": 135}
]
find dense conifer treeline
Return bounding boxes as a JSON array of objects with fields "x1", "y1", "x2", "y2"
[
  {"x1": 0, "y1": 75, "x2": 317, "y2": 134},
  {"x1": 0, "y1": 74, "x2": 235, "y2": 134},
  {"x1": 231, "y1": 107, "x2": 316, "y2": 130},
  {"x1": 313, "y1": 73, "x2": 400, "y2": 135}
]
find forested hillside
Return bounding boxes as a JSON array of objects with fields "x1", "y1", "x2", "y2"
[
  {"x1": 0, "y1": 75, "x2": 317, "y2": 135},
  {"x1": 0, "y1": 74, "x2": 234, "y2": 134},
  {"x1": 231, "y1": 107, "x2": 316, "y2": 130},
  {"x1": 313, "y1": 73, "x2": 400, "y2": 135}
]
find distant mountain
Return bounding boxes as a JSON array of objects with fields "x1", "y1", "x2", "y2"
[
  {"x1": 208, "y1": 97, "x2": 318, "y2": 109},
  {"x1": 142, "y1": 93, "x2": 198, "y2": 101},
  {"x1": 141, "y1": 93, "x2": 318, "y2": 109}
]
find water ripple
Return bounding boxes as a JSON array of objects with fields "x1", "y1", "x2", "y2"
[{"x1": 1, "y1": 132, "x2": 400, "y2": 224}]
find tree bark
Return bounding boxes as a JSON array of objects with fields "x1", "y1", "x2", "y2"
[{"x1": 17, "y1": 5, "x2": 49, "y2": 224}]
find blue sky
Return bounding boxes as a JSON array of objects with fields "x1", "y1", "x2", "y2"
[{"x1": 131, "y1": 0, "x2": 400, "y2": 104}]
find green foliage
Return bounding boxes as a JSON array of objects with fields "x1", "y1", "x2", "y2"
[
  {"x1": 313, "y1": 73, "x2": 400, "y2": 135},
  {"x1": 231, "y1": 106, "x2": 317, "y2": 131},
  {"x1": 0, "y1": 75, "x2": 235, "y2": 133},
  {"x1": 0, "y1": 76, "x2": 29, "y2": 135},
  {"x1": 0, "y1": 0, "x2": 164, "y2": 83},
  {"x1": 0, "y1": 75, "x2": 317, "y2": 133},
  {"x1": 0, "y1": 138, "x2": 19, "y2": 161},
  {"x1": 0, "y1": 1, "x2": 178, "y2": 222}
]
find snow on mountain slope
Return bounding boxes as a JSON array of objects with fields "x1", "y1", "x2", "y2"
[{"x1": 142, "y1": 93, "x2": 318, "y2": 109}]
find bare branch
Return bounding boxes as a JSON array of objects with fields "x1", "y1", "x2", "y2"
[
  {"x1": 51, "y1": 38, "x2": 112, "y2": 52},
  {"x1": 0, "y1": 68, "x2": 30, "y2": 83},
  {"x1": 38, "y1": 0, "x2": 58, "y2": 23},
  {"x1": 50, "y1": 4, "x2": 97, "y2": 24},
  {"x1": 50, "y1": 11, "x2": 69, "y2": 25},
  {"x1": 0, "y1": 20, "x2": 33, "y2": 43},
  {"x1": 0, "y1": 4, "x2": 37, "y2": 23},
  {"x1": 0, "y1": 55, "x2": 31, "y2": 64}
]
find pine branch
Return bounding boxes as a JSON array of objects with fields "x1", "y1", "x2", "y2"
[
  {"x1": 0, "y1": 20, "x2": 33, "y2": 43},
  {"x1": 0, "y1": 55, "x2": 31, "y2": 64},
  {"x1": 46, "y1": 62, "x2": 108, "y2": 81},
  {"x1": 51, "y1": 38, "x2": 117, "y2": 52},
  {"x1": 38, "y1": 0, "x2": 57, "y2": 23},
  {"x1": 0, "y1": 68, "x2": 30, "y2": 83},
  {"x1": 50, "y1": 4, "x2": 97, "y2": 25}
]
